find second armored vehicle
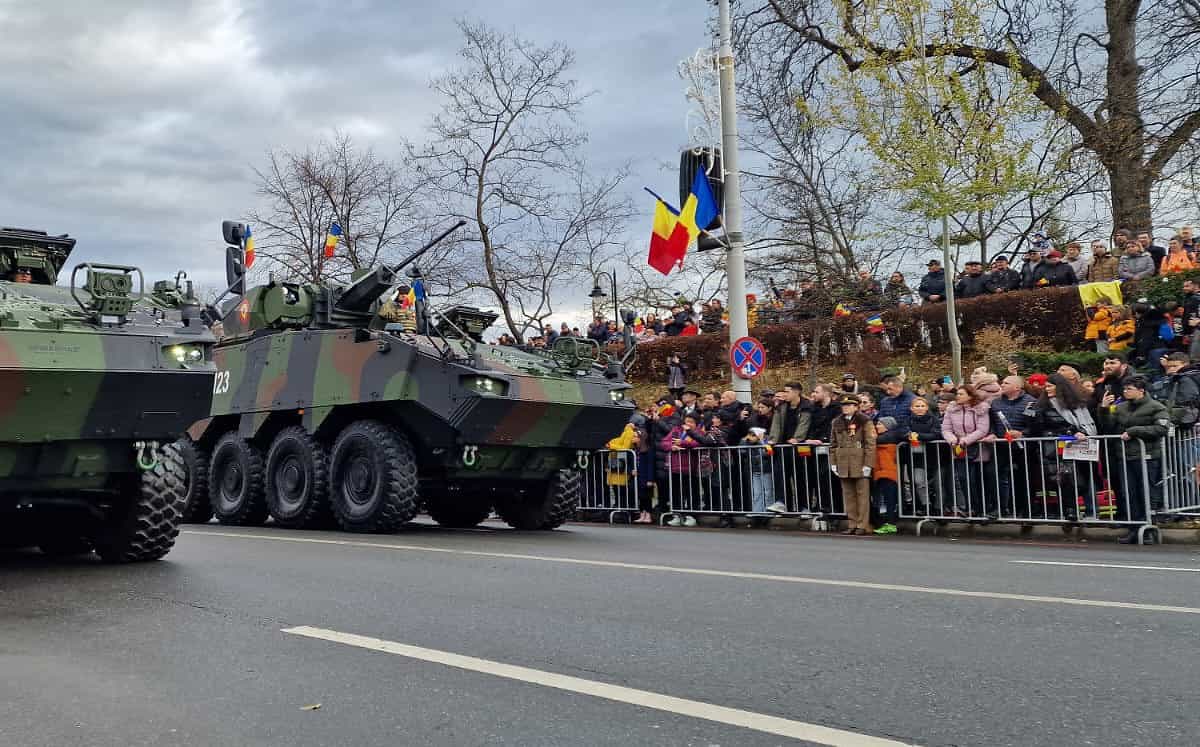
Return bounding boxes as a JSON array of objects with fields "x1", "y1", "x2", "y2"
[
  {"x1": 183, "y1": 221, "x2": 634, "y2": 533},
  {"x1": 0, "y1": 227, "x2": 216, "y2": 561}
]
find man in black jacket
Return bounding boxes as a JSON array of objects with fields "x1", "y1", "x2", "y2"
[
  {"x1": 990, "y1": 375, "x2": 1040, "y2": 517},
  {"x1": 1092, "y1": 353, "x2": 1134, "y2": 408},
  {"x1": 1018, "y1": 247, "x2": 1042, "y2": 288},
  {"x1": 1183, "y1": 279, "x2": 1200, "y2": 360},
  {"x1": 955, "y1": 260, "x2": 989, "y2": 298},
  {"x1": 918, "y1": 259, "x2": 946, "y2": 303},
  {"x1": 1025, "y1": 249, "x2": 1077, "y2": 288},
  {"x1": 984, "y1": 255, "x2": 1022, "y2": 293}
]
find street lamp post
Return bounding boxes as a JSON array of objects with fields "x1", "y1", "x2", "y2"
[{"x1": 589, "y1": 270, "x2": 619, "y2": 329}]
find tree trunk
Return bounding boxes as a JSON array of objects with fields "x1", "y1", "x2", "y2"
[
  {"x1": 1104, "y1": 0, "x2": 1153, "y2": 232},
  {"x1": 1107, "y1": 160, "x2": 1154, "y2": 234}
]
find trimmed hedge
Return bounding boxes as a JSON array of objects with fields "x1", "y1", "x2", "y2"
[
  {"x1": 1135, "y1": 268, "x2": 1200, "y2": 308},
  {"x1": 625, "y1": 285, "x2": 1092, "y2": 383}
]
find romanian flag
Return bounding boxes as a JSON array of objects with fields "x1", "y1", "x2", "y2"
[
  {"x1": 243, "y1": 225, "x2": 255, "y2": 269},
  {"x1": 647, "y1": 199, "x2": 691, "y2": 275},
  {"x1": 866, "y1": 313, "x2": 884, "y2": 334},
  {"x1": 834, "y1": 302, "x2": 851, "y2": 318},
  {"x1": 645, "y1": 171, "x2": 720, "y2": 276},
  {"x1": 323, "y1": 222, "x2": 342, "y2": 258}
]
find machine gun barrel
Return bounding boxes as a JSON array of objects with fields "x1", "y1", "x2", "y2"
[{"x1": 334, "y1": 220, "x2": 466, "y2": 314}]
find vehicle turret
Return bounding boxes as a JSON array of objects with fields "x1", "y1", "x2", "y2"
[
  {"x1": 0, "y1": 226, "x2": 75, "y2": 284},
  {"x1": 0, "y1": 223, "x2": 217, "y2": 564},
  {"x1": 213, "y1": 220, "x2": 466, "y2": 338}
]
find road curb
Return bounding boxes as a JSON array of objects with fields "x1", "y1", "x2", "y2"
[{"x1": 605, "y1": 514, "x2": 1200, "y2": 545}]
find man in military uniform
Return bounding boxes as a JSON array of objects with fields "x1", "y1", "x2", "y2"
[
  {"x1": 9, "y1": 267, "x2": 31, "y2": 283},
  {"x1": 377, "y1": 285, "x2": 418, "y2": 332}
]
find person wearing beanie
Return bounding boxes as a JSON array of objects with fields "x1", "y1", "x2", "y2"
[
  {"x1": 969, "y1": 367, "x2": 1003, "y2": 403},
  {"x1": 740, "y1": 426, "x2": 775, "y2": 514}
]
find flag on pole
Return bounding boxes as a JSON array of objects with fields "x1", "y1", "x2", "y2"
[
  {"x1": 647, "y1": 199, "x2": 691, "y2": 275},
  {"x1": 644, "y1": 171, "x2": 721, "y2": 276},
  {"x1": 866, "y1": 313, "x2": 884, "y2": 334},
  {"x1": 412, "y1": 278, "x2": 426, "y2": 302},
  {"x1": 243, "y1": 225, "x2": 256, "y2": 269},
  {"x1": 323, "y1": 222, "x2": 342, "y2": 258},
  {"x1": 833, "y1": 302, "x2": 851, "y2": 318}
]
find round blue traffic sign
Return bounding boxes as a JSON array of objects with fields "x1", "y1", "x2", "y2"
[{"x1": 730, "y1": 336, "x2": 766, "y2": 379}]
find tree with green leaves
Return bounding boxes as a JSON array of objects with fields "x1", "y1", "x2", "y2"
[
  {"x1": 797, "y1": 0, "x2": 1048, "y2": 379},
  {"x1": 757, "y1": 0, "x2": 1200, "y2": 234}
]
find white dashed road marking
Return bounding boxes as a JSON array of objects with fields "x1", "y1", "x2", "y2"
[
  {"x1": 1012, "y1": 559, "x2": 1200, "y2": 573},
  {"x1": 186, "y1": 529, "x2": 1200, "y2": 615},
  {"x1": 282, "y1": 625, "x2": 918, "y2": 746}
]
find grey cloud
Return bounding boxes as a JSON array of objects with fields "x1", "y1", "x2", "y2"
[{"x1": 0, "y1": 0, "x2": 708, "y2": 292}]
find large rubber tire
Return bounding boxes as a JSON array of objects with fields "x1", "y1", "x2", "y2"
[
  {"x1": 93, "y1": 442, "x2": 188, "y2": 563},
  {"x1": 427, "y1": 487, "x2": 492, "y2": 529},
  {"x1": 265, "y1": 426, "x2": 330, "y2": 529},
  {"x1": 179, "y1": 438, "x2": 213, "y2": 524},
  {"x1": 495, "y1": 470, "x2": 580, "y2": 530},
  {"x1": 209, "y1": 432, "x2": 268, "y2": 526},
  {"x1": 329, "y1": 420, "x2": 418, "y2": 533}
]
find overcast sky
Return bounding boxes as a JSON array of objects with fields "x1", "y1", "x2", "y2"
[{"x1": 0, "y1": 0, "x2": 712, "y2": 311}]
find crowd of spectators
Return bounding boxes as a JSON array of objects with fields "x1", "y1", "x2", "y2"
[
  {"x1": 608, "y1": 352, "x2": 1199, "y2": 543},
  {"x1": 504, "y1": 226, "x2": 1200, "y2": 348}
]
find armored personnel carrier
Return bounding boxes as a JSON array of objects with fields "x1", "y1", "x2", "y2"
[
  {"x1": 183, "y1": 221, "x2": 634, "y2": 533},
  {"x1": 0, "y1": 227, "x2": 216, "y2": 561}
]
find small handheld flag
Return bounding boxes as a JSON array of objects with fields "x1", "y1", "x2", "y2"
[
  {"x1": 833, "y1": 302, "x2": 851, "y2": 319},
  {"x1": 243, "y1": 225, "x2": 256, "y2": 269},
  {"x1": 323, "y1": 222, "x2": 342, "y2": 258},
  {"x1": 866, "y1": 313, "x2": 884, "y2": 334}
]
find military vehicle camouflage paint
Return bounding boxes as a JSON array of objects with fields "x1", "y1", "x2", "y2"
[
  {"x1": 0, "y1": 227, "x2": 216, "y2": 562},
  {"x1": 185, "y1": 221, "x2": 634, "y2": 533}
]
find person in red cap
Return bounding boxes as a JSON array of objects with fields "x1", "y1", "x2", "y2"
[{"x1": 1025, "y1": 248, "x2": 1078, "y2": 288}]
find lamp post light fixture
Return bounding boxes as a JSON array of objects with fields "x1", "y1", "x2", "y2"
[{"x1": 589, "y1": 269, "x2": 619, "y2": 327}]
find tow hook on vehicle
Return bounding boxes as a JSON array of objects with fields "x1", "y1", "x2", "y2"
[
  {"x1": 576, "y1": 450, "x2": 589, "y2": 469},
  {"x1": 462, "y1": 444, "x2": 479, "y2": 467},
  {"x1": 134, "y1": 441, "x2": 160, "y2": 471}
]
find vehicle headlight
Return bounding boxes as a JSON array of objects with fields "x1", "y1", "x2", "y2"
[
  {"x1": 466, "y1": 376, "x2": 507, "y2": 396},
  {"x1": 165, "y1": 344, "x2": 208, "y2": 366},
  {"x1": 610, "y1": 390, "x2": 626, "y2": 402}
]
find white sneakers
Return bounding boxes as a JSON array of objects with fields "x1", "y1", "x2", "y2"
[
  {"x1": 667, "y1": 515, "x2": 698, "y2": 527},
  {"x1": 767, "y1": 502, "x2": 787, "y2": 513}
]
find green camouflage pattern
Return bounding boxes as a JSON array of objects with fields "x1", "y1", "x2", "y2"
[
  {"x1": 189, "y1": 242, "x2": 635, "y2": 488},
  {"x1": 0, "y1": 227, "x2": 215, "y2": 496}
]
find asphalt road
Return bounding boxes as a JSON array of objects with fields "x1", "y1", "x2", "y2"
[{"x1": 3, "y1": 521, "x2": 1200, "y2": 747}]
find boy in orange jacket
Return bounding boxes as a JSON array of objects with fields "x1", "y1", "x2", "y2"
[{"x1": 872, "y1": 417, "x2": 901, "y2": 534}]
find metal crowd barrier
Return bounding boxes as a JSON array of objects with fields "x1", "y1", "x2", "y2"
[
  {"x1": 578, "y1": 428, "x2": 1200, "y2": 543},
  {"x1": 1160, "y1": 425, "x2": 1200, "y2": 520},
  {"x1": 898, "y1": 434, "x2": 1160, "y2": 544},
  {"x1": 577, "y1": 448, "x2": 641, "y2": 523},
  {"x1": 659, "y1": 443, "x2": 846, "y2": 528}
]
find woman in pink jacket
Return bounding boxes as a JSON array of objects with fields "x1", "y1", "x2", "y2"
[{"x1": 941, "y1": 384, "x2": 995, "y2": 518}]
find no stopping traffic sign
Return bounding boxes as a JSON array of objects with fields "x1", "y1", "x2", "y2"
[{"x1": 730, "y1": 336, "x2": 766, "y2": 379}]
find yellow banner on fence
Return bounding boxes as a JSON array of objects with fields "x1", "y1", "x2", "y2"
[{"x1": 1078, "y1": 280, "x2": 1123, "y2": 309}]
